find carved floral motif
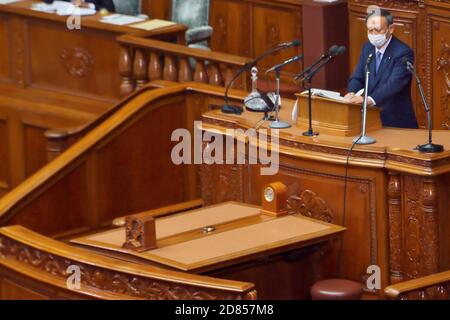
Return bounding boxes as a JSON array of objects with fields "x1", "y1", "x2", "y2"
[
  {"x1": 437, "y1": 39, "x2": 450, "y2": 129},
  {"x1": 60, "y1": 48, "x2": 94, "y2": 77},
  {"x1": 287, "y1": 190, "x2": 334, "y2": 223},
  {"x1": 0, "y1": 235, "x2": 253, "y2": 300}
]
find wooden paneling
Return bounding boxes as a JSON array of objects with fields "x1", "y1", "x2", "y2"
[
  {"x1": 251, "y1": 3, "x2": 303, "y2": 75},
  {"x1": 0, "y1": 277, "x2": 49, "y2": 300},
  {"x1": 431, "y1": 16, "x2": 450, "y2": 130},
  {"x1": 95, "y1": 99, "x2": 187, "y2": 223},
  {"x1": 23, "y1": 124, "x2": 48, "y2": 177},
  {"x1": 0, "y1": 15, "x2": 9, "y2": 82},
  {"x1": 0, "y1": 117, "x2": 9, "y2": 192},
  {"x1": 10, "y1": 163, "x2": 89, "y2": 236},
  {"x1": 28, "y1": 19, "x2": 122, "y2": 100},
  {"x1": 209, "y1": 0, "x2": 251, "y2": 57}
]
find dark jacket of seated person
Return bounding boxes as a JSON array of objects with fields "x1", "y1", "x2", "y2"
[{"x1": 57, "y1": 0, "x2": 115, "y2": 12}]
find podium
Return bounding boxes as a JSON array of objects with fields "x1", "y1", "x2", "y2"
[{"x1": 295, "y1": 93, "x2": 382, "y2": 137}]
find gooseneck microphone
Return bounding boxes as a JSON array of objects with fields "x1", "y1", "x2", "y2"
[
  {"x1": 402, "y1": 57, "x2": 444, "y2": 153},
  {"x1": 294, "y1": 45, "x2": 346, "y2": 82},
  {"x1": 294, "y1": 45, "x2": 339, "y2": 81},
  {"x1": 294, "y1": 45, "x2": 346, "y2": 137},
  {"x1": 221, "y1": 40, "x2": 301, "y2": 114},
  {"x1": 266, "y1": 54, "x2": 304, "y2": 73}
]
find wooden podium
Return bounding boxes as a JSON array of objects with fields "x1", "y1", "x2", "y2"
[{"x1": 295, "y1": 93, "x2": 382, "y2": 136}]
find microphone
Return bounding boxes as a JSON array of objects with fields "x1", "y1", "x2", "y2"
[
  {"x1": 402, "y1": 56, "x2": 414, "y2": 73},
  {"x1": 294, "y1": 45, "x2": 346, "y2": 82},
  {"x1": 365, "y1": 53, "x2": 374, "y2": 72},
  {"x1": 266, "y1": 54, "x2": 304, "y2": 73},
  {"x1": 222, "y1": 40, "x2": 301, "y2": 114},
  {"x1": 403, "y1": 58, "x2": 444, "y2": 153},
  {"x1": 294, "y1": 45, "x2": 338, "y2": 81}
]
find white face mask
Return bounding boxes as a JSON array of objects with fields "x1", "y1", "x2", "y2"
[{"x1": 368, "y1": 31, "x2": 390, "y2": 48}]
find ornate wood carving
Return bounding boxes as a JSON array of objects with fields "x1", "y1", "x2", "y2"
[
  {"x1": 60, "y1": 48, "x2": 94, "y2": 78},
  {"x1": 10, "y1": 18, "x2": 27, "y2": 87},
  {"x1": 350, "y1": 0, "x2": 421, "y2": 10},
  {"x1": 437, "y1": 38, "x2": 450, "y2": 129},
  {"x1": 0, "y1": 235, "x2": 253, "y2": 300},
  {"x1": 388, "y1": 173, "x2": 403, "y2": 284},
  {"x1": 287, "y1": 190, "x2": 334, "y2": 223}
]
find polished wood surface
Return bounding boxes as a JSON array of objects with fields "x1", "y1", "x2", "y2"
[
  {"x1": 384, "y1": 270, "x2": 450, "y2": 299},
  {"x1": 295, "y1": 94, "x2": 382, "y2": 136},
  {"x1": 348, "y1": 0, "x2": 450, "y2": 130},
  {"x1": 0, "y1": 1, "x2": 186, "y2": 196},
  {"x1": 0, "y1": 225, "x2": 256, "y2": 300},
  {"x1": 117, "y1": 34, "x2": 252, "y2": 97},
  {"x1": 142, "y1": 0, "x2": 349, "y2": 90},
  {"x1": 0, "y1": 83, "x2": 448, "y2": 299},
  {"x1": 72, "y1": 202, "x2": 344, "y2": 273}
]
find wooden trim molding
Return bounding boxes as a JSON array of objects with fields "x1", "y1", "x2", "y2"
[{"x1": 0, "y1": 226, "x2": 256, "y2": 300}]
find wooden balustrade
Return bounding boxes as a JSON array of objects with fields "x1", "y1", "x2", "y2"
[
  {"x1": 384, "y1": 270, "x2": 450, "y2": 300},
  {"x1": 117, "y1": 35, "x2": 252, "y2": 97}
]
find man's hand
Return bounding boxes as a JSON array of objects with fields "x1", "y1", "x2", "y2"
[
  {"x1": 344, "y1": 92, "x2": 355, "y2": 100},
  {"x1": 349, "y1": 95, "x2": 364, "y2": 104}
]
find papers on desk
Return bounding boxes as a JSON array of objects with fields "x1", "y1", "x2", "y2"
[
  {"x1": 302, "y1": 88, "x2": 347, "y2": 102},
  {"x1": 129, "y1": 19, "x2": 176, "y2": 31},
  {"x1": 31, "y1": 1, "x2": 96, "y2": 16},
  {"x1": 100, "y1": 14, "x2": 145, "y2": 26},
  {"x1": 0, "y1": 0, "x2": 22, "y2": 5}
]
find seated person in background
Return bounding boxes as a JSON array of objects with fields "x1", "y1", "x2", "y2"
[
  {"x1": 71, "y1": 0, "x2": 115, "y2": 12},
  {"x1": 345, "y1": 8, "x2": 418, "y2": 129}
]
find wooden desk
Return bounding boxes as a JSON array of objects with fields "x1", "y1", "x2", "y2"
[
  {"x1": 0, "y1": 1, "x2": 186, "y2": 196},
  {"x1": 200, "y1": 94, "x2": 450, "y2": 298},
  {"x1": 0, "y1": 0, "x2": 186, "y2": 101},
  {"x1": 71, "y1": 202, "x2": 344, "y2": 275},
  {"x1": 0, "y1": 82, "x2": 448, "y2": 299}
]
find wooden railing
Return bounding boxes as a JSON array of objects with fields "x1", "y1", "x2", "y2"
[
  {"x1": 0, "y1": 83, "x2": 247, "y2": 237},
  {"x1": 117, "y1": 35, "x2": 252, "y2": 97},
  {"x1": 384, "y1": 271, "x2": 450, "y2": 300},
  {"x1": 0, "y1": 225, "x2": 257, "y2": 300}
]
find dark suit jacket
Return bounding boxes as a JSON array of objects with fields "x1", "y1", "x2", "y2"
[
  {"x1": 348, "y1": 36, "x2": 418, "y2": 128},
  {"x1": 85, "y1": 0, "x2": 115, "y2": 11},
  {"x1": 57, "y1": 0, "x2": 115, "y2": 11}
]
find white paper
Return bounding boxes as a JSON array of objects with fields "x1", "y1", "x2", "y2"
[
  {"x1": 100, "y1": 14, "x2": 145, "y2": 26},
  {"x1": 301, "y1": 88, "x2": 346, "y2": 101},
  {"x1": 31, "y1": 1, "x2": 96, "y2": 16},
  {"x1": 0, "y1": 0, "x2": 22, "y2": 5},
  {"x1": 292, "y1": 98, "x2": 299, "y2": 121}
]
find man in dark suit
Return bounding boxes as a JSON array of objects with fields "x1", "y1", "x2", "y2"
[{"x1": 345, "y1": 8, "x2": 418, "y2": 128}]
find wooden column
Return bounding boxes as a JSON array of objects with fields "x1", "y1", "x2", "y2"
[
  {"x1": 388, "y1": 172, "x2": 403, "y2": 284},
  {"x1": 148, "y1": 52, "x2": 162, "y2": 81},
  {"x1": 119, "y1": 46, "x2": 134, "y2": 97},
  {"x1": 133, "y1": 49, "x2": 148, "y2": 89}
]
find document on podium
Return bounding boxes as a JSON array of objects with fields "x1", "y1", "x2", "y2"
[{"x1": 301, "y1": 88, "x2": 347, "y2": 102}]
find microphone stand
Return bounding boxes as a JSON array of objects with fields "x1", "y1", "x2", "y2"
[
  {"x1": 222, "y1": 42, "x2": 298, "y2": 113},
  {"x1": 269, "y1": 69, "x2": 291, "y2": 129},
  {"x1": 297, "y1": 55, "x2": 334, "y2": 136},
  {"x1": 410, "y1": 65, "x2": 444, "y2": 153},
  {"x1": 354, "y1": 59, "x2": 376, "y2": 145}
]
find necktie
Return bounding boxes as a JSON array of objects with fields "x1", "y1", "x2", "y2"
[{"x1": 375, "y1": 51, "x2": 383, "y2": 74}]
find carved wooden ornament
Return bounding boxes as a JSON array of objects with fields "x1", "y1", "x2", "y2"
[{"x1": 123, "y1": 213, "x2": 157, "y2": 252}]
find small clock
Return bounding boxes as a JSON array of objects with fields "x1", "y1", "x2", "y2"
[
  {"x1": 264, "y1": 186, "x2": 275, "y2": 202},
  {"x1": 261, "y1": 181, "x2": 288, "y2": 217}
]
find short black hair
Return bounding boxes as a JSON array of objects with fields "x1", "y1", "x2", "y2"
[{"x1": 366, "y1": 8, "x2": 394, "y2": 26}]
